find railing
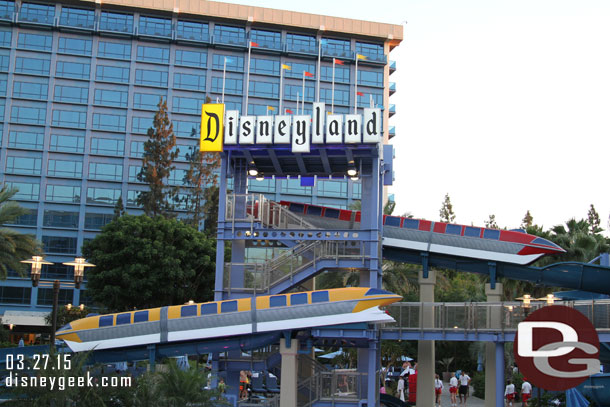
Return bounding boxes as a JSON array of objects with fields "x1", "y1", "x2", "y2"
[
  {"x1": 225, "y1": 240, "x2": 367, "y2": 294},
  {"x1": 385, "y1": 300, "x2": 610, "y2": 332},
  {"x1": 298, "y1": 369, "x2": 378, "y2": 407},
  {"x1": 239, "y1": 395, "x2": 279, "y2": 407}
]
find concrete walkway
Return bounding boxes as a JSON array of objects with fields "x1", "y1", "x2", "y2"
[{"x1": 435, "y1": 387, "x2": 524, "y2": 407}]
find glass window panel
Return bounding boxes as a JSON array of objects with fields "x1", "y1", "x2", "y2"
[
  {"x1": 173, "y1": 120, "x2": 199, "y2": 138},
  {"x1": 84, "y1": 212, "x2": 114, "y2": 230},
  {"x1": 96, "y1": 65, "x2": 129, "y2": 83},
  {"x1": 0, "y1": 52, "x2": 9, "y2": 71},
  {"x1": 212, "y1": 54, "x2": 243, "y2": 71},
  {"x1": 249, "y1": 81, "x2": 278, "y2": 98},
  {"x1": 50, "y1": 133, "x2": 84, "y2": 153},
  {"x1": 139, "y1": 16, "x2": 171, "y2": 37},
  {"x1": 100, "y1": 11, "x2": 133, "y2": 33},
  {"x1": 86, "y1": 187, "x2": 120, "y2": 205},
  {"x1": 92, "y1": 112, "x2": 126, "y2": 132},
  {"x1": 37, "y1": 287, "x2": 72, "y2": 305},
  {"x1": 358, "y1": 70, "x2": 383, "y2": 87},
  {"x1": 250, "y1": 29, "x2": 281, "y2": 50},
  {"x1": 175, "y1": 49, "x2": 207, "y2": 68},
  {"x1": 136, "y1": 45, "x2": 169, "y2": 64},
  {"x1": 321, "y1": 65, "x2": 349, "y2": 83},
  {"x1": 251, "y1": 58, "x2": 279, "y2": 76},
  {"x1": 16, "y1": 56, "x2": 51, "y2": 75},
  {"x1": 168, "y1": 168, "x2": 186, "y2": 185},
  {"x1": 177, "y1": 20, "x2": 208, "y2": 42},
  {"x1": 55, "y1": 84, "x2": 88, "y2": 104},
  {"x1": 88, "y1": 162, "x2": 123, "y2": 181},
  {"x1": 130, "y1": 140, "x2": 144, "y2": 157},
  {"x1": 173, "y1": 72, "x2": 206, "y2": 91},
  {"x1": 320, "y1": 88, "x2": 349, "y2": 106},
  {"x1": 48, "y1": 159, "x2": 82, "y2": 178},
  {"x1": 8, "y1": 130, "x2": 43, "y2": 149},
  {"x1": 10, "y1": 105, "x2": 46, "y2": 125},
  {"x1": 56, "y1": 60, "x2": 90, "y2": 79},
  {"x1": 135, "y1": 68, "x2": 168, "y2": 87},
  {"x1": 356, "y1": 41, "x2": 384, "y2": 61},
  {"x1": 210, "y1": 77, "x2": 242, "y2": 95},
  {"x1": 284, "y1": 84, "x2": 314, "y2": 102},
  {"x1": 94, "y1": 88, "x2": 128, "y2": 107},
  {"x1": 280, "y1": 178, "x2": 312, "y2": 195},
  {"x1": 13, "y1": 81, "x2": 48, "y2": 100},
  {"x1": 10, "y1": 208, "x2": 37, "y2": 226},
  {"x1": 52, "y1": 109, "x2": 87, "y2": 129},
  {"x1": 286, "y1": 33, "x2": 316, "y2": 54},
  {"x1": 19, "y1": 3, "x2": 55, "y2": 25},
  {"x1": 45, "y1": 185, "x2": 81, "y2": 203},
  {"x1": 43, "y1": 210, "x2": 79, "y2": 228},
  {"x1": 126, "y1": 190, "x2": 142, "y2": 207},
  {"x1": 17, "y1": 32, "x2": 52, "y2": 51},
  {"x1": 133, "y1": 93, "x2": 164, "y2": 110},
  {"x1": 6, "y1": 181, "x2": 39, "y2": 200},
  {"x1": 213, "y1": 25, "x2": 245, "y2": 46},
  {"x1": 172, "y1": 96, "x2": 206, "y2": 114},
  {"x1": 0, "y1": 73, "x2": 5, "y2": 96},
  {"x1": 59, "y1": 7, "x2": 95, "y2": 29},
  {"x1": 0, "y1": 287, "x2": 32, "y2": 305},
  {"x1": 132, "y1": 116, "x2": 153, "y2": 134},
  {"x1": 98, "y1": 41, "x2": 131, "y2": 60},
  {"x1": 42, "y1": 236, "x2": 77, "y2": 255},
  {"x1": 128, "y1": 165, "x2": 141, "y2": 182},
  {"x1": 90, "y1": 138, "x2": 124, "y2": 156},
  {"x1": 352, "y1": 181, "x2": 361, "y2": 199},
  {"x1": 0, "y1": 29, "x2": 10, "y2": 47},
  {"x1": 322, "y1": 38, "x2": 351, "y2": 58},
  {"x1": 0, "y1": 3, "x2": 14, "y2": 22},
  {"x1": 318, "y1": 180, "x2": 347, "y2": 198},
  {"x1": 58, "y1": 37, "x2": 92, "y2": 55},
  {"x1": 247, "y1": 104, "x2": 277, "y2": 116},
  {"x1": 284, "y1": 62, "x2": 316, "y2": 79}
]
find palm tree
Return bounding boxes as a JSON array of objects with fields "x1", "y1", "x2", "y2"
[
  {"x1": 0, "y1": 185, "x2": 41, "y2": 278},
  {"x1": 548, "y1": 218, "x2": 609, "y2": 263},
  {"x1": 156, "y1": 360, "x2": 227, "y2": 407}
]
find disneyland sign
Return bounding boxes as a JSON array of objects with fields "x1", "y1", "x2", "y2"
[{"x1": 200, "y1": 103, "x2": 382, "y2": 153}]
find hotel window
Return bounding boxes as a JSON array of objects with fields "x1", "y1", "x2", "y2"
[
  {"x1": 43, "y1": 210, "x2": 79, "y2": 228},
  {"x1": 37, "y1": 288, "x2": 72, "y2": 305},
  {"x1": 13, "y1": 81, "x2": 48, "y2": 100},
  {"x1": 91, "y1": 138, "x2": 124, "y2": 156},
  {"x1": 45, "y1": 185, "x2": 81, "y2": 203},
  {"x1": 98, "y1": 41, "x2": 131, "y2": 60},
  {"x1": 48, "y1": 159, "x2": 83, "y2": 178},
  {"x1": 352, "y1": 181, "x2": 362, "y2": 199},
  {"x1": 0, "y1": 51, "x2": 8, "y2": 71},
  {"x1": 55, "y1": 85, "x2": 88, "y2": 104},
  {"x1": 321, "y1": 38, "x2": 351, "y2": 58},
  {"x1": 321, "y1": 65, "x2": 350, "y2": 83},
  {"x1": 320, "y1": 88, "x2": 349, "y2": 106},
  {"x1": 280, "y1": 179, "x2": 311, "y2": 195},
  {"x1": 19, "y1": 3, "x2": 55, "y2": 25},
  {"x1": 139, "y1": 16, "x2": 171, "y2": 37},
  {"x1": 87, "y1": 187, "x2": 120, "y2": 205},
  {"x1": 250, "y1": 29, "x2": 281, "y2": 50},
  {"x1": 17, "y1": 32, "x2": 52, "y2": 51},
  {"x1": 42, "y1": 236, "x2": 77, "y2": 255},
  {"x1": 92, "y1": 113, "x2": 126, "y2": 132},
  {"x1": 248, "y1": 178, "x2": 274, "y2": 193},
  {"x1": 358, "y1": 92, "x2": 382, "y2": 108},
  {"x1": 173, "y1": 96, "x2": 206, "y2": 114},
  {"x1": 126, "y1": 190, "x2": 142, "y2": 207},
  {"x1": 8, "y1": 131, "x2": 43, "y2": 149},
  {"x1": 134, "y1": 93, "x2": 164, "y2": 111},
  {"x1": 247, "y1": 104, "x2": 276, "y2": 116},
  {"x1": 177, "y1": 20, "x2": 208, "y2": 42},
  {"x1": 11, "y1": 106, "x2": 46, "y2": 125},
  {"x1": 213, "y1": 25, "x2": 245, "y2": 46},
  {"x1": 99, "y1": 11, "x2": 133, "y2": 33},
  {"x1": 52, "y1": 109, "x2": 87, "y2": 129},
  {"x1": 212, "y1": 54, "x2": 243, "y2": 71},
  {"x1": 356, "y1": 41, "x2": 384, "y2": 62},
  {"x1": 10, "y1": 209, "x2": 37, "y2": 226},
  {"x1": 0, "y1": 28, "x2": 10, "y2": 47},
  {"x1": 135, "y1": 69, "x2": 168, "y2": 87},
  {"x1": 284, "y1": 62, "x2": 315, "y2": 79},
  {"x1": 173, "y1": 72, "x2": 206, "y2": 91},
  {"x1": 94, "y1": 88, "x2": 128, "y2": 107},
  {"x1": 137, "y1": 45, "x2": 169, "y2": 64},
  {"x1": 318, "y1": 180, "x2": 348, "y2": 198},
  {"x1": 6, "y1": 182, "x2": 39, "y2": 201},
  {"x1": 50, "y1": 133, "x2": 85, "y2": 153},
  {"x1": 224, "y1": 100, "x2": 241, "y2": 114},
  {"x1": 58, "y1": 37, "x2": 92, "y2": 56},
  {"x1": 128, "y1": 165, "x2": 141, "y2": 182},
  {"x1": 175, "y1": 49, "x2": 207, "y2": 68},
  {"x1": 211, "y1": 77, "x2": 242, "y2": 95},
  {"x1": 130, "y1": 141, "x2": 144, "y2": 157},
  {"x1": 16, "y1": 57, "x2": 51, "y2": 76},
  {"x1": 286, "y1": 33, "x2": 316, "y2": 54},
  {"x1": 168, "y1": 169, "x2": 187, "y2": 186},
  {"x1": 0, "y1": 73, "x2": 5, "y2": 96},
  {"x1": 84, "y1": 212, "x2": 113, "y2": 230},
  {"x1": 56, "y1": 60, "x2": 90, "y2": 80},
  {"x1": 59, "y1": 7, "x2": 95, "y2": 29},
  {"x1": 173, "y1": 120, "x2": 199, "y2": 138},
  {"x1": 284, "y1": 84, "x2": 314, "y2": 102},
  {"x1": 251, "y1": 58, "x2": 279, "y2": 76},
  {"x1": 132, "y1": 116, "x2": 153, "y2": 134},
  {"x1": 358, "y1": 70, "x2": 383, "y2": 87},
  {"x1": 0, "y1": 287, "x2": 32, "y2": 305},
  {"x1": 89, "y1": 162, "x2": 123, "y2": 181},
  {"x1": 96, "y1": 65, "x2": 129, "y2": 83}
]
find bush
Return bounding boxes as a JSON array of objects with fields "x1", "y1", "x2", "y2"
[{"x1": 471, "y1": 371, "x2": 485, "y2": 398}]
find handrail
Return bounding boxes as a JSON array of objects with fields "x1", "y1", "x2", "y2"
[{"x1": 225, "y1": 194, "x2": 316, "y2": 230}]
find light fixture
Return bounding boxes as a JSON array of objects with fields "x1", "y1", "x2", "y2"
[
  {"x1": 256, "y1": 173, "x2": 264, "y2": 181},
  {"x1": 188, "y1": 300, "x2": 195, "y2": 305},
  {"x1": 247, "y1": 160, "x2": 258, "y2": 177},
  {"x1": 63, "y1": 257, "x2": 95, "y2": 289},
  {"x1": 350, "y1": 175, "x2": 359, "y2": 181},
  {"x1": 79, "y1": 304, "x2": 85, "y2": 311},
  {"x1": 347, "y1": 160, "x2": 357, "y2": 177},
  {"x1": 66, "y1": 303, "x2": 72, "y2": 310},
  {"x1": 538, "y1": 293, "x2": 555, "y2": 305},
  {"x1": 21, "y1": 256, "x2": 53, "y2": 287}
]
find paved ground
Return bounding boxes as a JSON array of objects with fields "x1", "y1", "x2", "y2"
[{"x1": 435, "y1": 387, "x2": 524, "y2": 407}]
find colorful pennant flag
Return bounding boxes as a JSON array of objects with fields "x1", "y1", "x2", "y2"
[
  {"x1": 304, "y1": 71, "x2": 314, "y2": 77},
  {"x1": 282, "y1": 64, "x2": 291, "y2": 70},
  {"x1": 356, "y1": 54, "x2": 367, "y2": 60},
  {"x1": 333, "y1": 58, "x2": 344, "y2": 65},
  {"x1": 250, "y1": 41, "x2": 259, "y2": 47},
  {"x1": 357, "y1": 91, "x2": 364, "y2": 96},
  {"x1": 267, "y1": 106, "x2": 275, "y2": 111},
  {"x1": 285, "y1": 109, "x2": 293, "y2": 114}
]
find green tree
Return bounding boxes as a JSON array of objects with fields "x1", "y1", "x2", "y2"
[
  {"x1": 113, "y1": 195, "x2": 126, "y2": 220},
  {"x1": 203, "y1": 185, "x2": 220, "y2": 237},
  {"x1": 0, "y1": 185, "x2": 41, "y2": 279},
  {"x1": 484, "y1": 214, "x2": 498, "y2": 229},
  {"x1": 182, "y1": 144, "x2": 220, "y2": 230},
  {"x1": 45, "y1": 305, "x2": 91, "y2": 328},
  {"x1": 156, "y1": 360, "x2": 227, "y2": 407},
  {"x1": 587, "y1": 204, "x2": 602, "y2": 234},
  {"x1": 82, "y1": 215, "x2": 216, "y2": 311},
  {"x1": 137, "y1": 98, "x2": 179, "y2": 217},
  {"x1": 439, "y1": 193, "x2": 456, "y2": 223},
  {"x1": 549, "y1": 218, "x2": 609, "y2": 263},
  {"x1": 521, "y1": 210, "x2": 533, "y2": 229}
]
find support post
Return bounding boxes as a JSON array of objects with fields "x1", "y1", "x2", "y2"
[
  {"x1": 214, "y1": 154, "x2": 228, "y2": 301},
  {"x1": 485, "y1": 282, "x2": 503, "y2": 407},
  {"x1": 280, "y1": 339, "x2": 299, "y2": 407},
  {"x1": 495, "y1": 342, "x2": 505, "y2": 407},
  {"x1": 416, "y1": 268, "x2": 436, "y2": 407},
  {"x1": 148, "y1": 344, "x2": 156, "y2": 372},
  {"x1": 50, "y1": 280, "x2": 59, "y2": 352}
]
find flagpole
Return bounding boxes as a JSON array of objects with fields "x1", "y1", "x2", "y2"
[
  {"x1": 354, "y1": 56, "x2": 358, "y2": 114},
  {"x1": 296, "y1": 92, "x2": 300, "y2": 115},
  {"x1": 245, "y1": 42, "x2": 252, "y2": 113},
  {"x1": 302, "y1": 71, "x2": 306, "y2": 115},
  {"x1": 222, "y1": 57, "x2": 227, "y2": 103},
  {"x1": 331, "y1": 58, "x2": 335, "y2": 114},
  {"x1": 316, "y1": 39, "x2": 321, "y2": 102},
  {"x1": 279, "y1": 64, "x2": 284, "y2": 114}
]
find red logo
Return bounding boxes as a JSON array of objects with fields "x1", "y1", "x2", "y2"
[{"x1": 514, "y1": 305, "x2": 599, "y2": 391}]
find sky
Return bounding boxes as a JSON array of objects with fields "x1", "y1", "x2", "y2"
[{"x1": 222, "y1": 0, "x2": 610, "y2": 232}]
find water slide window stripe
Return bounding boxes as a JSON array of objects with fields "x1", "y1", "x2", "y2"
[
  {"x1": 312, "y1": 291, "x2": 329, "y2": 303},
  {"x1": 464, "y1": 227, "x2": 480, "y2": 237},
  {"x1": 291, "y1": 293, "x2": 308, "y2": 305}
]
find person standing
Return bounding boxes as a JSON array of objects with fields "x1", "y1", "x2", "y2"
[
  {"x1": 504, "y1": 380, "x2": 516, "y2": 407},
  {"x1": 521, "y1": 378, "x2": 532, "y2": 407},
  {"x1": 449, "y1": 372, "x2": 458, "y2": 407},
  {"x1": 397, "y1": 375, "x2": 405, "y2": 402},
  {"x1": 458, "y1": 371, "x2": 471, "y2": 406},
  {"x1": 434, "y1": 374, "x2": 444, "y2": 407}
]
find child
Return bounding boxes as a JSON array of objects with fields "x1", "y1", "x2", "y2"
[
  {"x1": 449, "y1": 372, "x2": 458, "y2": 407},
  {"x1": 434, "y1": 374, "x2": 444, "y2": 407},
  {"x1": 521, "y1": 378, "x2": 532, "y2": 407},
  {"x1": 504, "y1": 380, "x2": 516, "y2": 407}
]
